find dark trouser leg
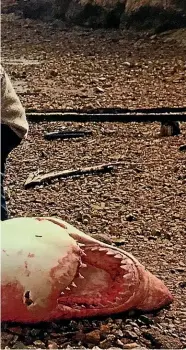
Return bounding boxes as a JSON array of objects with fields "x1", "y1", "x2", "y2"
[
  {"x1": 1, "y1": 124, "x2": 21, "y2": 221},
  {"x1": 1, "y1": 165, "x2": 8, "y2": 221},
  {"x1": 160, "y1": 121, "x2": 181, "y2": 137}
]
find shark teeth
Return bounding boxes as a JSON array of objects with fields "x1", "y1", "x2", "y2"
[
  {"x1": 121, "y1": 258, "x2": 127, "y2": 263},
  {"x1": 80, "y1": 251, "x2": 86, "y2": 257},
  {"x1": 74, "y1": 304, "x2": 86, "y2": 309},
  {"x1": 65, "y1": 287, "x2": 70, "y2": 291},
  {"x1": 123, "y1": 273, "x2": 132, "y2": 280},
  {"x1": 71, "y1": 282, "x2": 77, "y2": 288},
  {"x1": 106, "y1": 251, "x2": 115, "y2": 255},
  {"x1": 91, "y1": 247, "x2": 98, "y2": 251},
  {"x1": 78, "y1": 273, "x2": 84, "y2": 279},
  {"x1": 62, "y1": 305, "x2": 73, "y2": 311},
  {"x1": 78, "y1": 243, "x2": 85, "y2": 247},
  {"x1": 114, "y1": 254, "x2": 122, "y2": 259},
  {"x1": 80, "y1": 263, "x2": 87, "y2": 268},
  {"x1": 99, "y1": 247, "x2": 108, "y2": 252},
  {"x1": 74, "y1": 303, "x2": 104, "y2": 309}
]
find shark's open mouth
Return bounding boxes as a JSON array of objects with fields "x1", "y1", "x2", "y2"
[{"x1": 57, "y1": 243, "x2": 138, "y2": 314}]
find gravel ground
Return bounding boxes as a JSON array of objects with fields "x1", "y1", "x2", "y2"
[
  {"x1": 1, "y1": 14, "x2": 186, "y2": 110},
  {"x1": 1, "y1": 12, "x2": 186, "y2": 350}
]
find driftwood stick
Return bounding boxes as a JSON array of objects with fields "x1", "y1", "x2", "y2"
[
  {"x1": 24, "y1": 162, "x2": 125, "y2": 188},
  {"x1": 44, "y1": 130, "x2": 92, "y2": 140}
]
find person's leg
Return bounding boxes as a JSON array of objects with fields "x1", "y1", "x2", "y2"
[
  {"x1": 1, "y1": 161, "x2": 8, "y2": 221},
  {"x1": 1, "y1": 124, "x2": 21, "y2": 220},
  {"x1": 160, "y1": 121, "x2": 181, "y2": 137}
]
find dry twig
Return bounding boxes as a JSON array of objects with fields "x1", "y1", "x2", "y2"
[
  {"x1": 24, "y1": 162, "x2": 125, "y2": 188},
  {"x1": 44, "y1": 130, "x2": 92, "y2": 140}
]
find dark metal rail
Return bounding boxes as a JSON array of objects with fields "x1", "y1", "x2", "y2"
[
  {"x1": 27, "y1": 107, "x2": 186, "y2": 114},
  {"x1": 27, "y1": 111, "x2": 186, "y2": 123}
]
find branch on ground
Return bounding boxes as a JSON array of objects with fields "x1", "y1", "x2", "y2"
[{"x1": 24, "y1": 162, "x2": 127, "y2": 188}]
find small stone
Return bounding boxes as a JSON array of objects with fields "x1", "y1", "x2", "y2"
[
  {"x1": 12, "y1": 335, "x2": 19, "y2": 344},
  {"x1": 176, "y1": 267, "x2": 185, "y2": 272},
  {"x1": 99, "y1": 339, "x2": 112, "y2": 349},
  {"x1": 92, "y1": 322, "x2": 98, "y2": 329},
  {"x1": 116, "y1": 338, "x2": 124, "y2": 346},
  {"x1": 77, "y1": 212, "x2": 83, "y2": 222},
  {"x1": 82, "y1": 319, "x2": 91, "y2": 328},
  {"x1": 8, "y1": 327, "x2": 22, "y2": 335},
  {"x1": 126, "y1": 214, "x2": 136, "y2": 222},
  {"x1": 4, "y1": 187, "x2": 11, "y2": 201},
  {"x1": 22, "y1": 71, "x2": 27, "y2": 78},
  {"x1": 41, "y1": 150, "x2": 47, "y2": 158},
  {"x1": 69, "y1": 320, "x2": 78, "y2": 330},
  {"x1": 164, "y1": 232, "x2": 172, "y2": 240},
  {"x1": 105, "y1": 317, "x2": 114, "y2": 324},
  {"x1": 142, "y1": 332, "x2": 162, "y2": 347},
  {"x1": 24, "y1": 335, "x2": 33, "y2": 345},
  {"x1": 179, "y1": 144, "x2": 186, "y2": 152},
  {"x1": 76, "y1": 321, "x2": 84, "y2": 331},
  {"x1": 138, "y1": 315, "x2": 153, "y2": 325},
  {"x1": 12, "y1": 342, "x2": 25, "y2": 349},
  {"x1": 0, "y1": 333, "x2": 14, "y2": 348},
  {"x1": 179, "y1": 281, "x2": 186, "y2": 288},
  {"x1": 50, "y1": 69, "x2": 58, "y2": 77},
  {"x1": 81, "y1": 213, "x2": 91, "y2": 224},
  {"x1": 108, "y1": 334, "x2": 115, "y2": 340},
  {"x1": 124, "y1": 61, "x2": 131, "y2": 67},
  {"x1": 151, "y1": 229, "x2": 162, "y2": 237},
  {"x1": 124, "y1": 331, "x2": 138, "y2": 340},
  {"x1": 73, "y1": 331, "x2": 85, "y2": 342},
  {"x1": 33, "y1": 340, "x2": 46, "y2": 348},
  {"x1": 148, "y1": 235, "x2": 157, "y2": 241},
  {"x1": 133, "y1": 327, "x2": 141, "y2": 336},
  {"x1": 30, "y1": 328, "x2": 41, "y2": 337},
  {"x1": 48, "y1": 340, "x2": 58, "y2": 349},
  {"x1": 61, "y1": 342, "x2": 71, "y2": 348},
  {"x1": 123, "y1": 343, "x2": 139, "y2": 349},
  {"x1": 85, "y1": 330, "x2": 100, "y2": 344},
  {"x1": 115, "y1": 319, "x2": 123, "y2": 325},
  {"x1": 150, "y1": 34, "x2": 157, "y2": 40},
  {"x1": 100, "y1": 324, "x2": 111, "y2": 335},
  {"x1": 92, "y1": 203, "x2": 105, "y2": 211},
  {"x1": 115, "y1": 329, "x2": 124, "y2": 337},
  {"x1": 95, "y1": 86, "x2": 104, "y2": 93},
  {"x1": 112, "y1": 238, "x2": 126, "y2": 246}
]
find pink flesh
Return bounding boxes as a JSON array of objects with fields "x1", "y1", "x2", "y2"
[
  {"x1": 56, "y1": 245, "x2": 172, "y2": 319},
  {"x1": 58, "y1": 247, "x2": 129, "y2": 306}
]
